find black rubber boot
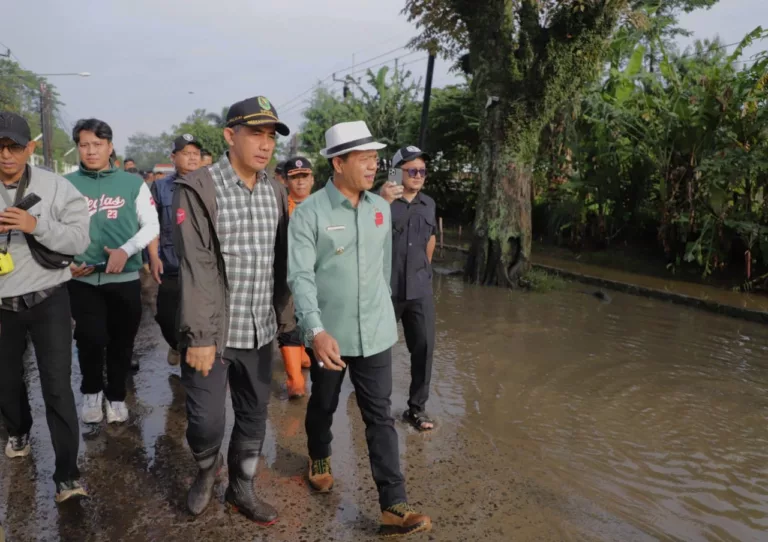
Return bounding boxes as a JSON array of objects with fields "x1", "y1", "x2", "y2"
[
  {"x1": 224, "y1": 445, "x2": 278, "y2": 526},
  {"x1": 187, "y1": 451, "x2": 223, "y2": 516}
]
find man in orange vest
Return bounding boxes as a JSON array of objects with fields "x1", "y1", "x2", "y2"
[{"x1": 279, "y1": 156, "x2": 315, "y2": 398}]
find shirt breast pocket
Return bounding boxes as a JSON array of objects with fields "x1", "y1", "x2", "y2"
[
  {"x1": 417, "y1": 214, "x2": 435, "y2": 244},
  {"x1": 318, "y1": 225, "x2": 355, "y2": 259}
]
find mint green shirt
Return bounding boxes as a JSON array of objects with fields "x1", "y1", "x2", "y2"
[{"x1": 288, "y1": 180, "x2": 397, "y2": 357}]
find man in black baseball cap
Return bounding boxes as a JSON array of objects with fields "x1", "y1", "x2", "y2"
[
  {"x1": 0, "y1": 111, "x2": 32, "y2": 147},
  {"x1": 380, "y1": 145, "x2": 436, "y2": 433},
  {"x1": 225, "y1": 96, "x2": 290, "y2": 136},
  {"x1": 0, "y1": 110, "x2": 91, "y2": 502},
  {"x1": 147, "y1": 133, "x2": 202, "y2": 368},
  {"x1": 172, "y1": 95, "x2": 294, "y2": 524}
]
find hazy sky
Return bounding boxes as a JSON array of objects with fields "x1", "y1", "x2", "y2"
[{"x1": 3, "y1": 0, "x2": 766, "y2": 154}]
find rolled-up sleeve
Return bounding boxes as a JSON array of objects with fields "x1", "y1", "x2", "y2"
[{"x1": 287, "y1": 206, "x2": 323, "y2": 332}]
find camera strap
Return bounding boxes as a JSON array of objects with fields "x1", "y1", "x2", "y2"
[{"x1": 0, "y1": 167, "x2": 30, "y2": 251}]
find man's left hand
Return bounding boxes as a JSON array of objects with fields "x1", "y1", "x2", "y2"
[
  {"x1": 104, "y1": 246, "x2": 129, "y2": 274},
  {"x1": 0, "y1": 208, "x2": 37, "y2": 234}
]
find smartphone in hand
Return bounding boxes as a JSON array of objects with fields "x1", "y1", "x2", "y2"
[{"x1": 15, "y1": 193, "x2": 41, "y2": 212}]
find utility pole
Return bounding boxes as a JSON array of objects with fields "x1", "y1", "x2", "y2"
[
  {"x1": 418, "y1": 54, "x2": 436, "y2": 150},
  {"x1": 39, "y1": 82, "x2": 54, "y2": 169},
  {"x1": 289, "y1": 133, "x2": 299, "y2": 156}
]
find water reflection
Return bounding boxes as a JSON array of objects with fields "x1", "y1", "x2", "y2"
[{"x1": 431, "y1": 275, "x2": 768, "y2": 541}]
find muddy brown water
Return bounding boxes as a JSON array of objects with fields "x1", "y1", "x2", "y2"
[{"x1": 1, "y1": 275, "x2": 768, "y2": 541}]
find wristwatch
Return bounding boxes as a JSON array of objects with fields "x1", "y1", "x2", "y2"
[{"x1": 306, "y1": 327, "x2": 325, "y2": 343}]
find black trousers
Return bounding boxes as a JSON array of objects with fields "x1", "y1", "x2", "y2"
[
  {"x1": 68, "y1": 279, "x2": 142, "y2": 402},
  {"x1": 182, "y1": 344, "x2": 273, "y2": 459},
  {"x1": 0, "y1": 287, "x2": 80, "y2": 484},
  {"x1": 393, "y1": 296, "x2": 435, "y2": 412},
  {"x1": 155, "y1": 275, "x2": 180, "y2": 351},
  {"x1": 306, "y1": 347, "x2": 407, "y2": 510}
]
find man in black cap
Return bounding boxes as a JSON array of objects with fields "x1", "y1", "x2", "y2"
[
  {"x1": 148, "y1": 133, "x2": 202, "y2": 366},
  {"x1": 172, "y1": 96, "x2": 295, "y2": 524},
  {"x1": 0, "y1": 112, "x2": 91, "y2": 502},
  {"x1": 380, "y1": 146, "x2": 436, "y2": 431}
]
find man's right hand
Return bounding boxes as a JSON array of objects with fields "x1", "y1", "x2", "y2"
[
  {"x1": 70, "y1": 262, "x2": 94, "y2": 278},
  {"x1": 150, "y1": 256, "x2": 163, "y2": 284},
  {"x1": 379, "y1": 181, "x2": 403, "y2": 204},
  {"x1": 186, "y1": 345, "x2": 217, "y2": 377},
  {"x1": 312, "y1": 332, "x2": 346, "y2": 371}
]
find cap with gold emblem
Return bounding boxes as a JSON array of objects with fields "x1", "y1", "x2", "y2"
[{"x1": 225, "y1": 96, "x2": 290, "y2": 136}]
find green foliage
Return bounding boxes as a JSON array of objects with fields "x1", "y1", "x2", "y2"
[{"x1": 538, "y1": 26, "x2": 768, "y2": 280}]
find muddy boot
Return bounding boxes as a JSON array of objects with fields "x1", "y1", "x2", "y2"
[
  {"x1": 379, "y1": 503, "x2": 432, "y2": 537},
  {"x1": 280, "y1": 346, "x2": 306, "y2": 399},
  {"x1": 187, "y1": 451, "x2": 223, "y2": 516},
  {"x1": 308, "y1": 457, "x2": 334, "y2": 493},
  {"x1": 225, "y1": 446, "x2": 278, "y2": 526},
  {"x1": 300, "y1": 347, "x2": 311, "y2": 369}
]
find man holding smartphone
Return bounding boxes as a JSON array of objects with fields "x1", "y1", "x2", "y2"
[
  {"x1": 0, "y1": 111, "x2": 91, "y2": 503},
  {"x1": 379, "y1": 146, "x2": 437, "y2": 431}
]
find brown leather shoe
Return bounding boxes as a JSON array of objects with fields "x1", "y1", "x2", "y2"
[
  {"x1": 307, "y1": 457, "x2": 334, "y2": 493},
  {"x1": 379, "y1": 503, "x2": 432, "y2": 537}
]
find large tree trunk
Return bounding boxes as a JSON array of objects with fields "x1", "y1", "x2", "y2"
[
  {"x1": 464, "y1": 122, "x2": 535, "y2": 288},
  {"x1": 462, "y1": 0, "x2": 534, "y2": 287}
]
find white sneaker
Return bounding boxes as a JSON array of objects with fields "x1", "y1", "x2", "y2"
[
  {"x1": 81, "y1": 392, "x2": 104, "y2": 424},
  {"x1": 105, "y1": 401, "x2": 129, "y2": 424}
]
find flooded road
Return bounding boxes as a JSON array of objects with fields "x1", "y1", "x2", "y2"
[{"x1": 2, "y1": 275, "x2": 768, "y2": 541}]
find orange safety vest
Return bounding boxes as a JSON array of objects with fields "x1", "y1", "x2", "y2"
[{"x1": 288, "y1": 196, "x2": 297, "y2": 217}]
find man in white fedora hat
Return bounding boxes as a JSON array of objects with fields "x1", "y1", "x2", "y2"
[{"x1": 287, "y1": 121, "x2": 432, "y2": 537}]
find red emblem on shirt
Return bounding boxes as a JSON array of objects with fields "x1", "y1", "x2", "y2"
[
  {"x1": 176, "y1": 208, "x2": 186, "y2": 225},
  {"x1": 375, "y1": 211, "x2": 384, "y2": 227}
]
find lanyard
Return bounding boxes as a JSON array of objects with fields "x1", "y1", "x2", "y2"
[{"x1": 0, "y1": 169, "x2": 29, "y2": 250}]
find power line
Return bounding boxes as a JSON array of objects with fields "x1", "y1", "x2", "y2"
[
  {"x1": 279, "y1": 53, "x2": 433, "y2": 119},
  {"x1": 276, "y1": 44, "x2": 409, "y2": 111},
  {"x1": 280, "y1": 51, "x2": 424, "y2": 117}
]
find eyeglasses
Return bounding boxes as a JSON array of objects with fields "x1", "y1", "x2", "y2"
[
  {"x1": 405, "y1": 168, "x2": 427, "y2": 178},
  {"x1": 0, "y1": 143, "x2": 25, "y2": 155}
]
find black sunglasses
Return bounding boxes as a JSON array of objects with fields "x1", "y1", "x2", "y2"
[
  {"x1": 0, "y1": 142, "x2": 25, "y2": 154},
  {"x1": 405, "y1": 168, "x2": 427, "y2": 178}
]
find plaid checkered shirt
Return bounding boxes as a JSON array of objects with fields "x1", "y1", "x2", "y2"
[{"x1": 211, "y1": 155, "x2": 279, "y2": 350}]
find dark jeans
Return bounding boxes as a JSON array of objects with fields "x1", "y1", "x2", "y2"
[
  {"x1": 68, "y1": 279, "x2": 142, "y2": 402},
  {"x1": 155, "y1": 275, "x2": 180, "y2": 350},
  {"x1": 306, "y1": 347, "x2": 406, "y2": 509},
  {"x1": 0, "y1": 287, "x2": 80, "y2": 484},
  {"x1": 182, "y1": 344, "x2": 273, "y2": 459},
  {"x1": 393, "y1": 296, "x2": 435, "y2": 413}
]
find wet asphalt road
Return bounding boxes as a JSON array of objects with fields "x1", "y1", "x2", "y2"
[{"x1": 4, "y1": 272, "x2": 768, "y2": 541}]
